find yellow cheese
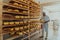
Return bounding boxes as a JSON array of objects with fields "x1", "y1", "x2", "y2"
[
  {"x1": 14, "y1": 10, "x2": 19, "y2": 12},
  {"x1": 20, "y1": 27, "x2": 23, "y2": 30},
  {"x1": 15, "y1": 27, "x2": 19, "y2": 31},
  {"x1": 19, "y1": 22, "x2": 23, "y2": 24},
  {"x1": 26, "y1": 30, "x2": 29, "y2": 33},
  {"x1": 8, "y1": 9, "x2": 12, "y2": 12},
  {"x1": 10, "y1": 22, "x2": 14, "y2": 25},
  {"x1": 20, "y1": 0, "x2": 24, "y2": 1},
  {"x1": 4, "y1": 22, "x2": 9, "y2": 25},
  {"x1": 15, "y1": 16, "x2": 20, "y2": 18},
  {"x1": 24, "y1": 26, "x2": 27, "y2": 29},
  {"x1": 15, "y1": 22, "x2": 20, "y2": 24},
  {"x1": 10, "y1": 28, "x2": 14, "y2": 31},
  {"x1": 23, "y1": 31, "x2": 26, "y2": 34},
  {"x1": 24, "y1": 21, "x2": 27, "y2": 23},
  {"x1": 25, "y1": 16, "x2": 27, "y2": 18},
  {"x1": 10, "y1": 32, "x2": 15, "y2": 35},
  {"x1": 13, "y1": 3, "x2": 19, "y2": 6},
  {"x1": 19, "y1": 4, "x2": 22, "y2": 7},
  {"x1": 23, "y1": 11, "x2": 27, "y2": 13},
  {"x1": 21, "y1": 16, "x2": 24, "y2": 18},
  {"x1": 19, "y1": 32, "x2": 23, "y2": 35}
]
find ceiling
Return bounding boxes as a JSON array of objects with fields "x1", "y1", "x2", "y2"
[{"x1": 34, "y1": 0, "x2": 60, "y2": 3}]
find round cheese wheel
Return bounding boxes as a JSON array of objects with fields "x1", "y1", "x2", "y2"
[
  {"x1": 8, "y1": 9, "x2": 12, "y2": 12},
  {"x1": 19, "y1": 32, "x2": 23, "y2": 35},
  {"x1": 14, "y1": 10, "x2": 19, "y2": 12},
  {"x1": 15, "y1": 22, "x2": 19, "y2": 24},
  {"x1": 15, "y1": 27, "x2": 19, "y2": 31},
  {"x1": 20, "y1": 27, "x2": 23, "y2": 30},
  {"x1": 19, "y1": 5, "x2": 22, "y2": 7},
  {"x1": 13, "y1": 3, "x2": 19, "y2": 6},
  {"x1": 4, "y1": 22, "x2": 9, "y2": 25},
  {"x1": 10, "y1": 22, "x2": 14, "y2": 25},
  {"x1": 15, "y1": 16, "x2": 20, "y2": 18},
  {"x1": 19, "y1": 22, "x2": 23, "y2": 24},
  {"x1": 10, "y1": 28, "x2": 14, "y2": 31}
]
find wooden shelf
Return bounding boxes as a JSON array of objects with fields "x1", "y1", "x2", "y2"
[
  {"x1": 3, "y1": 10, "x2": 28, "y2": 16},
  {"x1": 3, "y1": 3, "x2": 28, "y2": 11},
  {"x1": 12, "y1": 0, "x2": 28, "y2": 6},
  {"x1": 22, "y1": 30, "x2": 40, "y2": 40},
  {"x1": 2, "y1": 0, "x2": 41, "y2": 40},
  {"x1": 3, "y1": 23, "x2": 28, "y2": 28},
  {"x1": 6, "y1": 35, "x2": 23, "y2": 40}
]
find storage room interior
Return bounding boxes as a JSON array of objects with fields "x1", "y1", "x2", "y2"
[{"x1": 0, "y1": 0, "x2": 60, "y2": 40}]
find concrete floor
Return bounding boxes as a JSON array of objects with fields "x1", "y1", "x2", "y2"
[{"x1": 47, "y1": 24, "x2": 60, "y2": 40}]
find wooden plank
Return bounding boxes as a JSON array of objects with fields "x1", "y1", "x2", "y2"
[{"x1": 0, "y1": 0, "x2": 3, "y2": 40}]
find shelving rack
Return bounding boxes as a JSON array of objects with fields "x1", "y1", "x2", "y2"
[{"x1": 0, "y1": 0, "x2": 42, "y2": 40}]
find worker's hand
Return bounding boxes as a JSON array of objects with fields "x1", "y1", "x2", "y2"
[{"x1": 40, "y1": 19, "x2": 45, "y2": 23}]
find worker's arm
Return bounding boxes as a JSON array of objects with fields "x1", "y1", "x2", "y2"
[{"x1": 44, "y1": 20, "x2": 50, "y2": 23}]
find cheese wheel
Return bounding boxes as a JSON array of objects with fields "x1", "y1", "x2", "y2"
[
  {"x1": 14, "y1": 10, "x2": 19, "y2": 12},
  {"x1": 15, "y1": 27, "x2": 19, "y2": 31},
  {"x1": 10, "y1": 28, "x2": 14, "y2": 31},
  {"x1": 4, "y1": 22, "x2": 9, "y2": 25},
  {"x1": 20, "y1": 0, "x2": 24, "y2": 1},
  {"x1": 21, "y1": 16, "x2": 24, "y2": 18},
  {"x1": 10, "y1": 32, "x2": 15, "y2": 35},
  {"x1": 26, "y1": 30, "x2": 29, "y2": 33},
  {"x1": 10, "y1": 22, "x2": 14, "y2": 25},
  {"x1": 19, "y1": 4, "x2": 22, "y2": 7},
  {"x1": 8, "y1": 9, "x2": 12, "y2": 12},
  {"x1": 19, "y1": 22, "x2": 23, "y2": 24},
  {"x1": 19, "y1": 32, "x2": 23, "y2": 35},
  {"x1": 24, "y1": 21, "x2": 27, "y2": 23},
  {"x1": 24, "y1": 26, "x2": 27, "y2": 29},
  {"x1": 23, "y1": 31, "x2": 26, "y2": 34},
  {"x1": 20, "y1": 27, "x2": 23, "y2": 30},
  {"x1": 13, "y1": 3, "x2": 19, "y2": 6},
  {"x1": 15, "y1": 22, "x2": 19, "y2": 24},
  {"x1": 15, "y1": 16, "x2": 20, "y2": 18},
  {"x1": 23, "y1": 11, "x2": 27, "y2": 13}
]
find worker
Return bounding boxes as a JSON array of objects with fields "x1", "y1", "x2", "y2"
[{"x1": 40, "y1": 12, "x2": 50, "y2": 40}]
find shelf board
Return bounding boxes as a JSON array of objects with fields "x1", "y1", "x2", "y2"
[
  {"x1": 6, "y1": 35, "x2": 22, "y2": 40},
  {"x1": 3, "y1": 10, "x2": 28, "y2": 16},
  {"x1": 3, "y1": 23, "x2": 28, "y2": 28},
  {"x1": 3, "y1": 3, "x2": 28, "y2": 11},
  {"x1": 22, "y1": 30, "x2": 40, "y2": 40},
  {"x1": 3, "y1": 18, "x2": 29, "y2": 21},
  {"x1": 12, "y1": 0, "x2": 28, "y2": 6}
]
